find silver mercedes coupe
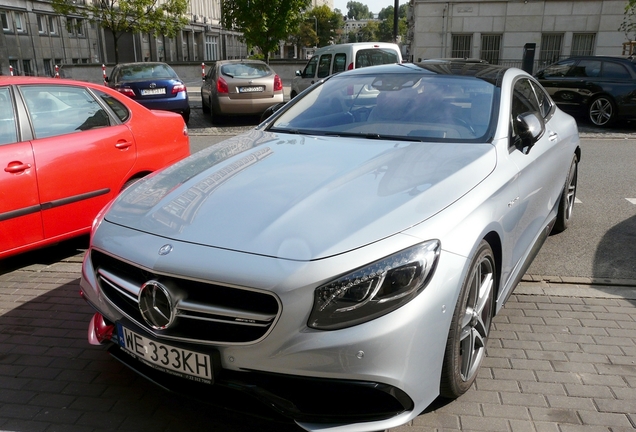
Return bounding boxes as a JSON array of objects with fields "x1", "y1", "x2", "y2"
[{"x1": 80, "y1": 61, "x2": 580, "y2": 432}]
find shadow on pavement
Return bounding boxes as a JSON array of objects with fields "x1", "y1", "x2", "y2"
[
  {"x1": 0, "y1": 248, "x2": 303, "y2": 431},
  {"x1": 593, "y1": 213, "x2": 636, "y2": 301}
]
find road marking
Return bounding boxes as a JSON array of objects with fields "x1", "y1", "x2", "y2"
[
  {"x1": 575, "y1": 198, "x2": 582, "y2": 204},
  {"x1": 627, "y1": 198, "x2": 636, "y2": 205}
]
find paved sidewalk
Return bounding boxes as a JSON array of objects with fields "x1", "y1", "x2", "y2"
[{"x1": 1, "y1": 245, "x2": 636, "y2": 431}]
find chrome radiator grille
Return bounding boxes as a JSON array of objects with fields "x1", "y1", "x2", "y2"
[{"x1": 91, "y1": 250, "x2": 280, "y2": 345}]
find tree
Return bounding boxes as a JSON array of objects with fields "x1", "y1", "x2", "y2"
[
  {"x1": 222, "y1": 0, "x2": 311, "y2": 63},
  {"x1": 620, "y1": 0, "x2": 636, "y2": 42},
  {"x1": 307, "y1": 5, "x2": 344, "y2": 47},
  {"x1": 354, "y1": 21, "x2": 380, "y2": 42},
  {"x1": 52, "y1": 0, "x2": 188, "y2": 64},
  {"x1": 377, "y1": 4, "x2": 408, "y2": 43},
  {"x1": 346, "y1": 1, "x2": 374, "y2": 20},
  {"x1": 289, "y1": 21, "x2": 319, "y2": 53}
]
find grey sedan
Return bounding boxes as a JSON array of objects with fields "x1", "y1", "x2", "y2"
[{"x1": 80, "y1": 61, "x2": 580, "y2": 431}]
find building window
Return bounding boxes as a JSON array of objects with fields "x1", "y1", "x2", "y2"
[
  {"x1": 9, "y1": 59, "x2": 19, "y2": 75},
  {"x1": 66, "y1": 18, "x2": 76, "y2": 36},
  {"x1": 14, "y1": 12, "x2": 24, "y2": 32},
  {"x1": 571, "y1": 33, "x2": 595, "y2": 57},
  {"x1": 37, "y1": 15, "x2": 47, "y2": 33},
  {"x1": 22, "y1": 59, "x2": 32, "y2": 76},
  {"x1": 1, "y1": 11, "x2": 10, "y2": 31},
  {"x1": 43, "y1": 59, "x2": 53, "y2": 76},
  {"x1": 480, "y1": 34, "x2": 501, "y2": 64},
  {"x1": 540, "y1": 33, "x2": 563, "y2": 66},
  {"x1": 75, "y1": 18, "x2": 83, "y2": 35},
  {"x1": 451, "y1": 34, "x2": 472, "y2": 59},
  {"x1": 49, "y1": 16, "x2": 57, "y2": 34}
]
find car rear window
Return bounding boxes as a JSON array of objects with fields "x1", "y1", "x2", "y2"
[
  {"x1": 355, "y1": 48, "x2": 400, "y2": 69},
  {"x1": 118, "y1": 64, "x2": 178, "y2": 80},
  {"x1": 221, "y1": 63, "x2": 272, "y2": 79}
]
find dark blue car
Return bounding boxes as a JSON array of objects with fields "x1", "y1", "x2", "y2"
[{"x1": 107, "y1": 62, "x2": 190, "y2": 124}]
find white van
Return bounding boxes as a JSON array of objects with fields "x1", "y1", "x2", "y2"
[{"x1": 290, "y1": 42, "x2": 402, "y2": 97}]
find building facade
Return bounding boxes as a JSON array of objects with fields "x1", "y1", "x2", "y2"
[
  {"x1": 406, "y1": 0, "x2": 630, "y2": 72},
  {"x1": 0, "y1": 0, "x2": 246, "y2": 76}
]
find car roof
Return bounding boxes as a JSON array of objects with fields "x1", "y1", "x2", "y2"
[
  {"x1": 0, "y1": 76, "x2": 102, "y2": 86},
  {"x1": 557, "y1": 55, "x2": 636, "y2": 64},
  {"x1": 338, "y1": 61, "x2": 510, "y2": 86},
  {"x1": 115, "y1": 62, "x2": 170, "y2": 68}
]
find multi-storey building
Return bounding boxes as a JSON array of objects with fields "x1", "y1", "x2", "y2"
[
  {"x1": 0, "y1": 0, "x2": 245, "y2": 76},
  {"x1": 405, "y1": 0, "x2": 630, "y2": 72}
]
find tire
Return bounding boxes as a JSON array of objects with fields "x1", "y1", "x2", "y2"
[
  {"x1": 182, "y1": 110, "x2": 190, "y2": 125},
  {"x1": 440, "y1": 240, "x2": 496, "y2": 399},
  {"x1": 121, "y1": 177, "x2": 141, "y2": 192},
  {"x1": 201, "y1": 93, "x2": 210, "y2": 113},
  {"x1": 552, "y1": 154, "x2": 578, "y2": 234},
  {"x1": 290, "y1": 90, "x2": 297, "y2": 99},
  {"x1": 588, "y1": 96, "x2": 615, "y2": 127}
]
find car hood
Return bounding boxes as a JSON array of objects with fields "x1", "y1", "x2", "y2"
[{"x1": 105, "y1": 130, "x2": 496, "y2": 260}]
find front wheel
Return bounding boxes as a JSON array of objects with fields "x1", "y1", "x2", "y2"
[
  {"x1": 440, "y1": 240, "x2": 496, "y2": 399},
  {"x1": 552, "y1": 154, "x2": 578, "y2": 234},
  {"x1": 588, "y1": 96, "x2": 615, "y2": 127}
]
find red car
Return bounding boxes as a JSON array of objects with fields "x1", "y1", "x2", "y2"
[{"x1": 0, "y1": 76, "x2": 190, "y2": 259}]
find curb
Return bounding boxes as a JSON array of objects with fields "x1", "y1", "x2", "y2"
[{"x1": 518, "y1": 274, "x2": 636, "y2": 300}]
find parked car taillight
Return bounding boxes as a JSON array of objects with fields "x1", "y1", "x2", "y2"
[
  {"x1": 217, "y1": 77, "x2": 229, "y2": 94},
  {"x1": 117, "y1": 87, "x2": 136, "y2": 97},
  {"x1": 347, "y1": 62, "x2": 354, "y2": 70},
  {"x1": 274, "y1": 74, "x2": 283, "y2": 92},
  {"x1": 172, "y1": 83, "x2": 186, "y2": 94}
]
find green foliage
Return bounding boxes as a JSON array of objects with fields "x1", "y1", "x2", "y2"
[
  {"x1": 52, "y1": 0, "x2": 188, "y2": 64},
  {"x1": 222, "y1": 0, "x2": 311, "y2": 63},
  {"x1": 620, "y1": 0, "x2": 636, "y2": 41},
  {"x1": 346, "y1": 1, "x2": 374, "y2": 20},
  {"x1": 308, "y1": 5, "x2": 344, "y2": 47}
]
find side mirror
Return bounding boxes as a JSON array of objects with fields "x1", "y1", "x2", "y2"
[
  {"x1": 515, "y1": 112, "x2": 545, "y2": 153},
  {"x1": 295, "y1": 70, "x2": 302, "y2": 77},
  {"x1": 260, "y1": 102, "x2": 287, "y2": 123}
]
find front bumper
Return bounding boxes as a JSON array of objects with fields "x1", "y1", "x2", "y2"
[{"x1": 80, "y1": 222, "x2": 466, "y2": 431}]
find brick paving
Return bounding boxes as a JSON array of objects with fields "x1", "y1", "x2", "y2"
[{"x1": 1, "y1": 242, "x2": 636, "y2": 431}]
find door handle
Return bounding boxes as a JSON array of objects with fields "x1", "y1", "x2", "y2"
[
  {"x1": 115, "y1": 141, "x2": 133, "y2": 150},
  {"x1": 4, "y1": 162, "x2": 32, "y2": 173}
]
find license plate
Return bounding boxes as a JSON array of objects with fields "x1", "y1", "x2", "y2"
[
  {"x1": 238, "y1": 86, "x2": 265, "y2": 93},
  {"x1": 117, "y1": 324, "x2": 213, "y2": 384},
  {"x1": 141, "y1": 88, "x2": 166, "y2": 95}
]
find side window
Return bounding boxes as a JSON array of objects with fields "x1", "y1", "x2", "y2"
[
  {"x1": 0, "y1": 88, "x2": 18, "y2": 145},
  {"x1": 530, "y1": 81, "x2": 553, "y2": 119},
  {"x1": 601, "y1": 62, "x2": 631, "y2": 79},
  {"x1": 95, "y1": 90, "x2": 130, "y2": 122},
  {"x1": 567, "y1": 60, "x2": 601, "y2": 78},
  {"x1": 333, "y1": 53, "x2": 347, "y2": 73},
  {"x1": 511, "y1": 79, "x2": 541, "y2": 139},
  {"x1": 302, "y1": 56, "x2": 318, "y2": 78},
  {"x1": 20, "y1": 85, "x2": 111, "y2": 139},
  {"x1": 317, "y1": 54, "x2": 332, "y2": 78},
  {"x1": 537, "y1": 60, "x2": 575, "y2": 78}
]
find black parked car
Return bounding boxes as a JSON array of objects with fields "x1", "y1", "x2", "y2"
[{"x1": 535, "y1": 56, "x2": 636, "y2": 127}]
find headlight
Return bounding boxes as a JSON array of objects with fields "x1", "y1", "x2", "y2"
[{"x1": 308, "y1": 240, "x2": 440, "y2": 330}]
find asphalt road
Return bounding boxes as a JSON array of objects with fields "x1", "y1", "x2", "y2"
[{"x1": 527, "y1": 137, "x2": 636, "y2": 283}]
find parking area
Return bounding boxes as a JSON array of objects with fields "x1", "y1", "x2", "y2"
[{"x1": 1, "y1": 240, "x2": 635, "y2": 431}]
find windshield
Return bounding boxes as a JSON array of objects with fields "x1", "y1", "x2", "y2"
[{"x1": 270, "y1": 72, "x2": 497, "y2": 141}]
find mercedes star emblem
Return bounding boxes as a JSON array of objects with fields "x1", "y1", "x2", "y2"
[
  {"x1": 138, "y1": 280, "x2": 174, "y2": 330},
  {"x1": 158, "y1": 244, "x2": 173, "y2": 255}
]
